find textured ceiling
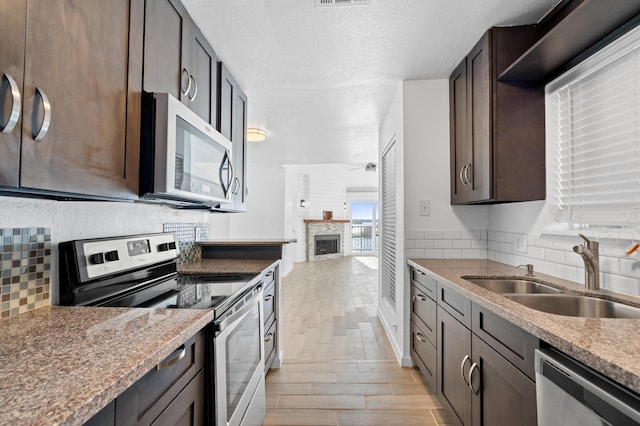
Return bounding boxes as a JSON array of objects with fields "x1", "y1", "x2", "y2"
[{"x1": 182, "y1": 0, "x2": 560, "y2": 165}]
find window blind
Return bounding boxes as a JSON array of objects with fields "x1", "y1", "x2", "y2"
[
  {"x1": 549, "y1": 24, "x2": 640, "y2": 228},
  {"x1": 381, "y1": 140, "x2": 396, "y2": 310}
]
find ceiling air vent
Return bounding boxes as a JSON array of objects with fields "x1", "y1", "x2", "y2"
[{"x1": 315, "y1": 0, "x2": 371, "y2": 7}]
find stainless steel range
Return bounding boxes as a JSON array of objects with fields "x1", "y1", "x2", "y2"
[{"x1": 58, "y1": 232, "x2": 266, "y2": 426}]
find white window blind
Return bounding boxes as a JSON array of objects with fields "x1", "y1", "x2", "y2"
[
  {"x1": 381, "y1": 140, "x2": 396, "y2": 310},
  {"x1": 549, "y1": 24, "x2": 640, "y2": 228}
]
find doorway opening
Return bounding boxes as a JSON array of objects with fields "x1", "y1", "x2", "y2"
[{"x1": 349, "y1": 200, "x2": 379, "y2": 255}]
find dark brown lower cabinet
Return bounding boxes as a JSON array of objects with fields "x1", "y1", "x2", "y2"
[
  {"x1": 150, "y1": 370, "x2": 204, "y2": 426},
  {"x1": 436, "y1": 305, "x2": 537, "y2": 426},
  {"x1": 471, "y1": 335, "x2": 536, "y2": 426},
  {"x1": 86, "y1": 331, "x2": 204, "y2": 426},
  {"x1": 437, "y1": 306, "x2": 472, "y2": 426}
]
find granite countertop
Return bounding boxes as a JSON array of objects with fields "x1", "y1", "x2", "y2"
[
  {"x1": 178, "y1": 258, "x2": 278, "y2": 275},
  {"x1": 198, "y1": 239, "x2": 296, "y2": 246},
  {"x1": 408, "y1": 258, "x2": 640, "y2": 394},
  {"x1": 0, "y1": 306, "x2": 213, "y2": 426}
]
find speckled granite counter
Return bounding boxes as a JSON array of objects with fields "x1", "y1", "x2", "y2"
[
  {"x1": 178, "y1": 258, "x2": 277, "y2": 275},
  {"x1": 408, "y1": 259, "x2": 640, "y2": 394},
  {"x1": 0, "y1": 306, "x2": 213, "y2": 426}
]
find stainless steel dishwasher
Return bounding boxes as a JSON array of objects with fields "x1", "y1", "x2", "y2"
[{"x1": 535, "y1": 349, "x2": 640, "y2": 426}]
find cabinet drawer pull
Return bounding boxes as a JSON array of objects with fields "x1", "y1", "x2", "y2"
[
  {"x1": 412, "y1": 294, "x2": 427, "y2": 302},
  {"x1": 265, "y1": 271, "x2": 273, "y2": 277},
  {"x1": 465, "y1": 163, "x2": 472, "y2": 185},
  {"x1": 156, "y1": 345, "x2": 186, "y2": 370},
  {"x1": 181, "y1": 68, "x2": 191, "y2": 97},
  {"x1": 1, "y1": 73, "x2": 21, "y2": 134},
  {"x1": 468, "y1": 362, "x2": 480, "y2": 395},
  {"x1": 33, "y1": 87, "x2": 51, "y2": 141},
  {"x1": 188, "y1": 74, "x2": 198, "y2": 101},
  {"x1": 264, "y1": 332, "x2": 274, "y2": 342},
  {"x1": 264, "y1": 295, "x2": 273, "y2": 302},
  {"x1": 415, "y1": 332, "x2": 427, "y2": 343},
  {"x1": 415, "y1": 269, "x2": 426, "y2": 276},
  {"x1": 460, "y1": 354, "x2": 471, "y2": 385}
]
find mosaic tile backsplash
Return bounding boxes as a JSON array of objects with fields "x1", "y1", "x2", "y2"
[
  {"x1": 1, "y1": 228, "x2": 51, "y2": 318},
  {"x1": 163, "y1": 223, "x2": 210, "y2": 265}
]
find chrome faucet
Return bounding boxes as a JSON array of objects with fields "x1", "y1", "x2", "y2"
[{"x1": 573, "y1": 234, "x2": 599, "y2": 290}]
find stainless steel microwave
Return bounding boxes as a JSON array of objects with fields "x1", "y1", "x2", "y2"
[{"x1": 140, "y1": 92, "x2": 233, "y2": 206}]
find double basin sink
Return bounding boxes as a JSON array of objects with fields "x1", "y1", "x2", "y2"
[{"x1": 464, "y1": 278, "x2": 640, "y2": 319}]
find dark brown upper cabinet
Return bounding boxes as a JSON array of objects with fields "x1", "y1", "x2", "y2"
[
  {"x1": 217, "y1": 63, "x2": 248, "y2": 212},
  {"x1": 0, "y1": 0, "x2": 144, "y2": 199},
  {"x1": 449, "y1": 27, "x2": 546, "y2": 205},
  {"x1": 143, "y1": 0, "x2": 218, "y2": 127}
]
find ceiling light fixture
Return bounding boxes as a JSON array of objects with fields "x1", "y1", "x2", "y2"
[{"x1": 246, "y1": 128, "x2": 267, "y2": 142}]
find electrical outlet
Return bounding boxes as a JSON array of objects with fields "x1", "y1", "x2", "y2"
[
  {"x1": 419, "y1": 200, "x2": 431, "y2": 216},
  {"x1": 514, "y1": 233, "x2": 528, "y2": 253}
]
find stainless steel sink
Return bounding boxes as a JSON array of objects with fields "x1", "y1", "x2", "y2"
[
  {"x1": 464, "y1": 278, "x2": 563, "y2": 294},
  {"x1": 504, "y1": 294, "x2": 640, "y2": 319}
]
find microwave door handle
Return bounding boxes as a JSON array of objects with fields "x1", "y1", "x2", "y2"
[
  {"x1": 227, "y1": 157, "x2": 234, "y2": 195},
  {"x1": 219, "y1": 150, "x2": 233, "y2": 197}
]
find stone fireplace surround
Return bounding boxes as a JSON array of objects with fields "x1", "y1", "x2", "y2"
[{"x1": 304, "y1": 219, "x2": 350, "y2": 261}]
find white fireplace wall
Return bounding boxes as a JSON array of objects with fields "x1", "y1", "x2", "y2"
[{"x1": 294, "y1": 173, "x2": 348, "y2": 262}]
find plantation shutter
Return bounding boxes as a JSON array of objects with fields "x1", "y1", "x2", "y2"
[
  {"x1": 381, "y1": 140, "x2": 396, "y2": 310},
  {"x1": 549, "y1": 24, "x2": 640, "y2": 228}
]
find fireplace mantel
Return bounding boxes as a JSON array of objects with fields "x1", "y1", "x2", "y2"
[{"x1": 303, "y1": 219, "x2": 350, "y2": 224}]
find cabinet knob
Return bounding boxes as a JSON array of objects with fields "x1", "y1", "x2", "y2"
[
  {"x1": 468, "y1": 362, "x2": 480, "y2": 395},
  {"x1": 181, "y1": 68, "x2": 192, "y2": 97},
  {"x1": 188, "y1": 74, "x2": 198, "y2": 102},
  {"x1": 460, "y1": 354, "x2": 471, "y2": 385},
  {"x1": 459, "y1": 165, "x2": 468, "y2": 185},
  {"x1": 33, "y1": 87, "x2": 51, "y2": 141},
  {"x1": 1, "y1": 73, "x2": 21, "y2": 135}
]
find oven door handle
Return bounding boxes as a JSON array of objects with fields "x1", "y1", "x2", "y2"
[{"x1": 214, "y1": 283, "x2": 263, "y2": 333}]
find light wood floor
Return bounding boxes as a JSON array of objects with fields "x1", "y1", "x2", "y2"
[{"x1": 264, "y1": 256, "x2": 452, "y2": 426}]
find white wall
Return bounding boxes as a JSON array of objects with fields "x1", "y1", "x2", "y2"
[
  {"x1": 0, "y1": 196, "x2": 218, "y2": 304},
  {"x1": 378, "y1": 79, "x2": 490, "y2": 367}
]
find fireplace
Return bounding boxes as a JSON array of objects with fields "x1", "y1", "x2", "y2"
[
  {"x1": 314, "y1": 234, "x2": 340, "y2": 255},
  {"x1": 304, "y1": 219, "x2": 349, "y2": 261}
]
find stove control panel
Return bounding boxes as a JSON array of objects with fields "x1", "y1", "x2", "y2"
[{"x1": 72, "y1": 233, "x2": 180, "y2": 282}]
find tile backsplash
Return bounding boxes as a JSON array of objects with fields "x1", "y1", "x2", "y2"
[
  {"x1": 163, "y1": 223, "x2": 210, "y2": 265},
  {"x1": 1, "y1": 228, "x2": 51, "y2": 318},
  {"x1": 406, "y1": 229, "x2": 640, "y2": 296},
  {"x1": 405, "y1": 230, "x2": 488, "y2": 260}
]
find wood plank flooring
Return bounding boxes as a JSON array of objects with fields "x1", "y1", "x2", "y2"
[{"x1": 264, "y1": 256, "x2": 452, "y2": 426}]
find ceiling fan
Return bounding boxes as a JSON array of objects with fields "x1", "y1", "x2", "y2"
[{"x1": 348, "y1": 162, "x2": 377, "y2": 172}]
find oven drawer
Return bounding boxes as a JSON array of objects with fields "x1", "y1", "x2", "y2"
[
  {"x1": 264, "y1": 320, "x2": 277, "y2": 373},
  {"x1": 264, "y1": 280, "x2": 276, "y2": 326},
  {"x1": 115, "y1": 331, "x2": 204, "y2": 425}
]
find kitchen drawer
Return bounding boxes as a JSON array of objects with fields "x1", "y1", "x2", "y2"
[
  {"x1": 437, "y1": 280, "x2": 472, "y2": 328},
  {"x1": 472, "y1": 303, "x2": 540, "y2": 380},
  {"x1": 263, "y1": 266, "x2": 276, "y2": 287},
  {"x1": 115, "y1": 331, "x2": 204, "y2": 425},
  {"x1": 410, "y1": 319, "x2": 436, "y2": 386},
  {"x1": 264, "y1": 320, "x2": 277, "y2": 373},
  {"x1": 411, "y1": 267, "x2": 437, "y2": 300},
  {"x1": 411, "y1": 285, "x2": 437, "y2": 347},
  {"x1": 264, "y1": 280, "x2": 276, "y2": 326}
]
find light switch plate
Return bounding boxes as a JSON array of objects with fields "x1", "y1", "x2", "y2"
[
  {"x1": 515, "y1": 233, "x2": 528, "y2": 253},
  {"x1": 419, "y1": 200, "x2": 430, "y2": 216}
]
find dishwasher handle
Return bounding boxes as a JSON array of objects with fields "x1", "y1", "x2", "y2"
[{"x1": 536, "y1": 349, "x2": 640, "y2": 426}]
